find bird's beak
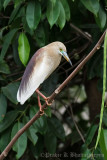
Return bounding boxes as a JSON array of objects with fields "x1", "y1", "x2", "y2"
[{"x1": 60, "y1": 51, "x2": 72, "y2": 66}]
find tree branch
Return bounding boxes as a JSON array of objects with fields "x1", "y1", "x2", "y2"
[
  {"x1": 70, "y1": 23, "x2": 92, "y2": 42},
  {"x1": 0, "y1": 30, "x2": 106, "y2": 160}
]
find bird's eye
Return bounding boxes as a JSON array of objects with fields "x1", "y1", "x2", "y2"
[
  {"x1": 59, "y1": 48, "x2": 63, "y2": 55},
  {"x1": 60, "y1": 48, "x2": 63, "y2": 52}
]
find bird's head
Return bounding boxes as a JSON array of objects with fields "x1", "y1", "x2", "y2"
[
  {"x1": 55, "y1": 41, "x2": 72, "y2": 66},
  {"x1": 46, "y1": 41, "x2": 72, "y2": 66}
]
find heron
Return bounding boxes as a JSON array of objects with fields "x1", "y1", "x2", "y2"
[{"x1": 17, "y1": 41, "x2": 72, "y2": 112}]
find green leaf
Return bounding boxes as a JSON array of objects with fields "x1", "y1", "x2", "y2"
[
  {"x1": 81, "y1": 144, "x2": 92, "y2": 160},
  {"x1": 26, "y1": 1, "x2": 41, "y2": 30},
  {"x1": 35, "y1": 25, "x2": 46, "y2": 47},
  {"x1": 85, "y1": 125, "x2": 98, "y2": 145},
  {"x1": 103, "y1": 130, "x2": 107, "y2": 151},
  {"x1": 44, "y1": 106, "x2": 51, "y2": 117},
  {"x1": 81, "y1": 0, "x2": 99, "y2": 16},
  {"x1": 14, "y1": 0, "x2": 22, "y2": 8},
  {"x1": 46, "y1": 0, "x2": 60, "y2": 27},
  {"x1": 99, "y1": 129, "x2": 107, "y2": 160},
  {"x1": 30, "y1": 135, "x2": 43, "y2": 157},
  {"x1": 34, "y1": 116, "x2": 47, "y2": 135},
  {"x1": 44, "y1": 127, "x2": 57, "y2": 154},
  {"x1": 70, "y1": 131, "x2": 81, "y2": 146},
  {"x1": 10, "y1": 17, "x2": 22, "y2": 29},
  {"x1": 23, "y1": 116, "x2": 38, "y2": 145},
  {"x1": 11, "y1": 122, "x2": 27, "y2": 159},
  {"x1": 61, "y1": 0, "x2": 70, "y2": 21},
  {"x1": 48, "y1": 116, "x2": 65, "y2": 140},
  {"x1": 0, "y1": 29, "x2": 18, "y2": 60},
  {"x1": 0, "y1": 0, "x2": 4, "y2": 11},
  {"x1": 0, "y1": 128, "x2": 11, "y2": 152},
  {"x1": 50, "y1": 0, "x2": 56, "y2": 5},
  {"x1": 22, "y1": 17, "x2": 34, "y2": 35},
  {"x1": 95, "y1": 5, "x2": 106, "y2": 30},
  {"x1": 0, "y1": 93, "x2": 7, "y2": 121},
  {"x1": 3, "y1": 0, "x2": 11, "y2": 9},
  {"x1": 18, "y1": 32, "x2": 30, "y2": 66},
  {"x1": 27, "y1": 125, "x2": 38, "y2": 146},
  {"x1": 57, "y1": 1, "x2": 66, "y2": 30},
  {"x1": 103, "y1": 109, "x2": 107, "y2": 127},
  {"x1": 30, "y1": 106, "x2": 47, "y2": 134},
  {"x1": 9, "y1": 4, "x2": 21, "y2": 24},
  {"x1": 95, "y1": 31, "x2": 107, "y2": 149},
  {"x1": 12, "y1": 36, "x2": 22, "y2": 66},
  {"x1": 15, "y1": 6, "x2": 25, "y2": 19},
  {"x1": 0, "y1": 60, "x2": 10, "y2": 74},
  {"x1": 0, "y1": 26, "x2": 7, "y2": 40},
  {"x1": 0, "y1": 110, "x2": 18, "y2": 133},
  {"x1": 93, "y1": 148, "x2": 104, "y2": 160},
  {"x1": 2, "y1": 82, "x2": 20, "y2": 104}
]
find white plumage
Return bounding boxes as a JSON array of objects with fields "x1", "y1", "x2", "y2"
[{"x1": 17, "y1": 41, "x2": 71, "y2": 104}]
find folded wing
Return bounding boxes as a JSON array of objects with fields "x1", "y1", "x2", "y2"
[{"x1": 17, "y1": 48, "x2": 52, "y2": 104}]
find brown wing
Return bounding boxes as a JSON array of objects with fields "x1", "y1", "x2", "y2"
[{"x1": 17, "y1": 48, "x2": 46, "y2": 104}]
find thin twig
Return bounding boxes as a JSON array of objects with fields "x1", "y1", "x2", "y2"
[
  {"x1": 0, "y1": 30, "x2": 106, "y2": 160},
  {"x1": 58, "y1": 99, "x2": 85, "y2": 143},
  {"x1": 64, "y1": 36, "x2": 79, "y2": 44},
  {"x1": 11, "y1": 77, "x2": 22, "y2": 83},
  {"x1": 70, "y1": 23, "x2": 92, "y2": 42},
  {"x1": 6, "y1": 71, "x2": 24, "y2": 78},
  {"x1": 0, "y1": 14, "x2": 10, "y2": 19},
  {"x1": 69, "y1": 105, "x2": 85, "y2": 143}
]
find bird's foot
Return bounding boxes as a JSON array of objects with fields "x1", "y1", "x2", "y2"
[
  {"x1": 40, "y1": 109, "x2": 44, "y2": 116},
  {"x1": 44, "y1": 97, "x2": 52, "y2": 106},
  {"x1": 36, "y1": 89, "x2": 52, "y2": 106},
  {"x1": 37, "y1": 93, "x2": 44, "y2": 116}
]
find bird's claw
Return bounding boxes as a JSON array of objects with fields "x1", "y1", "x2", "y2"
[
  {"x1": 40, "y1": 110, "x2": 44, "y2": 116},
  {"x1": 45, "y1": 97, "x2": 53, "y2": 106}
]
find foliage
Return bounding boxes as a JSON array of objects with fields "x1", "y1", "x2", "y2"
[
  {"x1": 0, "y1": 0, "x2": 107, "y2": 160},
  {"x1": 95, "y1": 31, "x2": 107, "y2": 149}
]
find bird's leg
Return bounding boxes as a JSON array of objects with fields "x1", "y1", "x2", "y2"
[
  {"x1": 36, "y1": 89, "x2": 47, "y2": 100},
  {"x1": 37, "y1": 94, "x2": 44, "y2": 115},
  {"x1": 36, "y1": 89, "x2": 52, "y2": 106}
]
